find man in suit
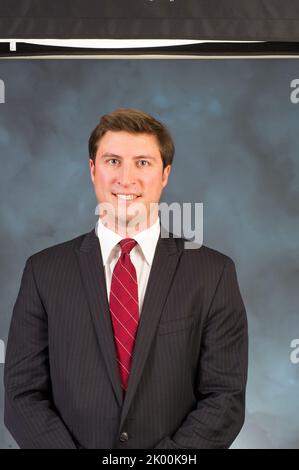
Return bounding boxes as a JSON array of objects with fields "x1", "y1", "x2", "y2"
[{"x1": 4, "y1": 108, "x2": 248, "y2": 449}]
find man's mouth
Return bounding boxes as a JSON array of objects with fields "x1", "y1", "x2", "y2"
[{"x1": 112, "y1": 193, "x2": 141, "y2": 201}]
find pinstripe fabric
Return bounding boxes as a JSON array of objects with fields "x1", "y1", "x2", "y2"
[{"x1": 4, "y1": 225, "x2": 248, "y2": 449}]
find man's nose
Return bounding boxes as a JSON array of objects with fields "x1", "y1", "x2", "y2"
[{"x1": 117, "y1": 163, "x2": 136, "y2": 186}]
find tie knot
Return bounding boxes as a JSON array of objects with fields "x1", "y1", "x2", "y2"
[{"x1": 119, "y1": 238, "x2": 137, "y2": 255}]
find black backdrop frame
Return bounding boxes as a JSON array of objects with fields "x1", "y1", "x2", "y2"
[{"x1": 1, "y1": 1, "x2": 299, "y2": 41}]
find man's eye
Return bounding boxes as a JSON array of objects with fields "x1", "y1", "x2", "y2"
[
  {"x1": 138, "y1": 160, "x2": 149, "y2": 166},
  {"x1": 108, "y1": 159, "x2": 119, "y2": 165}
]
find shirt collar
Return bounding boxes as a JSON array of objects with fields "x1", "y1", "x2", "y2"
[{"x1": 95, "y1": 216, "x2": 161, "y2": 267}]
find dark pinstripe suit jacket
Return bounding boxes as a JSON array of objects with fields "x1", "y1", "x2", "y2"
[{"x1": 4, "y1": 225, "x2": 248, "y2": 449}]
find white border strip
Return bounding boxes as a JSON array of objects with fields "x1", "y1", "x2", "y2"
[
  {"x1": 0, "y1": 38, "x2": 265, "y2": 50},
  {"x1": 2, "y1": 54, "x2": 298, "y2": 60}
]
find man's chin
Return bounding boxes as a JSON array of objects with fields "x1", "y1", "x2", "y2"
[{"x1": 97, "y1": 199, "x2": 158, "y2": 234}]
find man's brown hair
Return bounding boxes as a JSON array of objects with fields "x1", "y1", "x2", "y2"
[{"x1": 88, "y1": 108, "x2": 175, "y2": 170}]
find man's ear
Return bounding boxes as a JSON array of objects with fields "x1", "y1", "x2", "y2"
[
  {"x1": 162, "y1": 165, "x2": 171, "y2": 188},
  {"x1": 89, "y1": 158, "x2": 95, "y2": 184}
]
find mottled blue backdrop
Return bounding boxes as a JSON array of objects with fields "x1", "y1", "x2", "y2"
[{"x1": 0, "y1": 59, "x2": 298, "y2": 448}]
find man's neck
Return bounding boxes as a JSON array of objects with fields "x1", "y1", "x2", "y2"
[{"x1": 99, "y1": 213, "x2": 159, "y2": 238}]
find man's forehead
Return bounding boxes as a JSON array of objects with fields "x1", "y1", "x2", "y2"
[
  {"x1": 96, "y1": 132, "x2": 161, "y2": 159},
  {"x1": 98, "y1": 130, "x2": 158, "y2": 145}
]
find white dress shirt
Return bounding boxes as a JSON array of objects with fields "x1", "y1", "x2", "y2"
[{"x1": 95, "y1": 216, "x2": 161, "y2": 316}]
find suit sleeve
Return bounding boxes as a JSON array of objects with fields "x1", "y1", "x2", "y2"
[
  {"x1": 4, "y1": 257, "x2": 77, "y2": 449},
  {"x1": 154, "y1": 257, "x2": 248, "y2": 449}
]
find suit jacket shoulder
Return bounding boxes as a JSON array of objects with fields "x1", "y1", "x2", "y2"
[
  {"x1": 180, "y1": 237, "x2": 236, "y2": 276},
  {"x1": 29, "y1": 230, "x2": 91, "y2": 260},
  {"x1": 24, "y1": 229, "x2": 95, "y2": 293}
]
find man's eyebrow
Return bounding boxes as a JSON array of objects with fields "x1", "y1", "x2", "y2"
[{"x1": 100, "y1": 153, "x2": 157, "y2": 160}]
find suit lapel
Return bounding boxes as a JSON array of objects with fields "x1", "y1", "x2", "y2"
[{"x1": 75, "y1": 228, "x2": 123, "y2": 407}]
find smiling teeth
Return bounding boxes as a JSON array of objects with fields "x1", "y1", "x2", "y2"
[{"x1": 115, "y1": 194, "x2": 138, "y2": 200}]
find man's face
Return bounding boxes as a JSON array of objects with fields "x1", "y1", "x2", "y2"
[{"x1": 90, "y1": 130, "x2": 171, "y2": 234}]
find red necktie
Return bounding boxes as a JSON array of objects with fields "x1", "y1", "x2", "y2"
[{"x1": 109, "y1": 238, "x2": 139, "y2": 394}]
